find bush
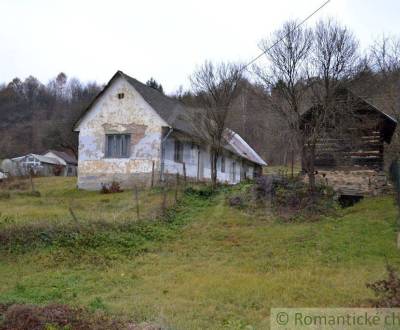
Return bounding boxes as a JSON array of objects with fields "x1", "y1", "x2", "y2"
[
  {"x1": 184, "y1": 185, "x2": 214, "y2": 198},
  {"x1": 367, "y1": 265, "x2": 400, "y2": 307},
  {"x1": 231, "y1": 175, "x2": 338, "y2": 221},
  {"x1": 253, "y1": 175, "x2": 285, "y2": 201},
  {"x1": 273, "y1": 178, "x2": 337, "y2": 221},
  {"x1": 100, "y1": 181, "x2": 123, "y2": 194},
  {"x1": 228, "y1": 195, "x2": 245, "y2": 208}
]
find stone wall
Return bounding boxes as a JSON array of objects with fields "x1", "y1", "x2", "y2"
[{"x1": 315, "y1": 170, "x2": 391, "y2": 196}]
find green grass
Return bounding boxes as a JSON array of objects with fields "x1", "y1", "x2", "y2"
[
  {"x1": 0, "y1": 177, "x2": 175, "y2": 227},
  {"x1": 263, "y1": 164, "x2": 302, "y2": 176},
  {"x1": 0, "y1": 178, "x2": 399, "y2": 329}
]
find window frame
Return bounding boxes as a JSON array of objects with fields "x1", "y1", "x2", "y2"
[
  {"x1": 174, "y1": 139, "x2": 184, "y2": 163},
  {"x1": 105, "y1": 134, "x2": 131, "y2": 158}
]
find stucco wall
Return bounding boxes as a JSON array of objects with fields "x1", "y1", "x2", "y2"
[
  {"x1": 163, "y1": 135, "x2": 254, "y2": 184},
  {"x1": 75, "y1": 76, "x2": 259, "y2": 190},
  {"x1": 76, "y1": 77, "x2": 167, "y2": 190}
]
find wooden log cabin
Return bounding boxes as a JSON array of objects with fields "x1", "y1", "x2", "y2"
[{"x1": 301, "y1": 89, "x2": 397, "y2": 196}]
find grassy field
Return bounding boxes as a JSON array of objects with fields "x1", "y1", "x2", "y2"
[
  {"x1": 0, "y1": 177, "x2": 176, "y2": 227},
  {"x1": 0, "y1": 177, "x2": 399, "y2": 329}
]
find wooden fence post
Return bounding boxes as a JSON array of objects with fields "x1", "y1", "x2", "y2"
[
  {"x1": 151, "y1": 161, "x2": 155, "y2": 188},
  {"x1": 161, "y1": 182, "x2": 167, "y2": 217},
  {"x1": 29, "y1": 170, "x2": 35, "y2": 193},
  {"x1": 183, "y1": 162, "x2": 187, "y2": 187},
  {"x1": 175, "y1": 173, "x2": 180, "y2": 203},
  {"x1": 134, "y1": 185, "x2": 140, "y2": 220}
]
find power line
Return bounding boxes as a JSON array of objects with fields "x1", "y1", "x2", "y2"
[{"x1": 243, "y1": 0, "x2": 331, "y2": 70}]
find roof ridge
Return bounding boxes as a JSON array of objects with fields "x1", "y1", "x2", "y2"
[{"x1": 119, "y1": 71, "x2": 184, "y2": 106}]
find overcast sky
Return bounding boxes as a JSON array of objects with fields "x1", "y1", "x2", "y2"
[{"x1": 1, "y1": 0, "x2": 399, "y2": 93}]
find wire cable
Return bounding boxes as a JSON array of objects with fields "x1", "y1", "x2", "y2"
[{"x1": 243, "y1": 0, "x2": 331, "y2": 70}]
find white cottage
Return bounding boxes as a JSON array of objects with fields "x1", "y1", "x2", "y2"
[{"x1": 73, "y1": 71, "x2": 266, "y2": 190}]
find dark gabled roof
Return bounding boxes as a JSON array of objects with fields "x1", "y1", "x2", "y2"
[
  {"x1": 301, "y1": 88, "x2": 397, "y2": 144},
  {"x1": 74, "y1": 70, "x2": 267, "y2": 166},
  {"x1": 120, "y1": 72, "x2": 195, "y2": 135},
  {"x1": 45, "y1": 150, "x2": 77, "y2": 165},
  {"x1": 74, "y1": 70, "x2": 193, "y2": 135}
]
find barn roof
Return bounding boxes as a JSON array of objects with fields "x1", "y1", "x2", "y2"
[
  {"x1": 45, "y1": 150, "x2": 77, "y2": 165},
  {"x1": 74, "y1": 70, "x2": 267, "y2": 166},
  {"x1": 301, "y1": 88, "x2": 397, "y2": 144},
  {"x1": 12, "y1": 154, "x2": 62, "y2": 165}
]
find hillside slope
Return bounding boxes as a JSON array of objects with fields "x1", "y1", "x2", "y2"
[{"x1": 0, "y1": 178, "x2": 399, "y2": 329}]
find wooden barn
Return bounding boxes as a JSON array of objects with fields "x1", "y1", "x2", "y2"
[{"x1": 301, "y1": 89, "x2": 397, "y2": 196}]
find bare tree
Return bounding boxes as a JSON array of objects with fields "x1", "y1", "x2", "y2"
[
  {"x1": 368, "y1": 35, "x2": 400, "y2": 162},
  {"x1": 189, "y1": 61, "x2": 243, "y2": 187},
  {"x1": 310, "y1": 19, "x2": 359, "y2": 106},
  {"x1": 303, "y1": 19, "x2": 359, "y2": 188},
  {"x1": 370, "y1": 35, "x2": 400, "y2": 73},
  {"x1": 255, "y1": 20, "x2": 313, "y2": 183}
]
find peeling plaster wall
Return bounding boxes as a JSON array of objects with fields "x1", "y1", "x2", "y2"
[
  {"x1": 76, "y1": 77, "x2": 167, "y2": 190},
  {"x1": 75, "y1": 76, "x2": 259, "y2": 190},
  {"x1": 163, "y1": 135, "x2": 255, "y2": 184}
]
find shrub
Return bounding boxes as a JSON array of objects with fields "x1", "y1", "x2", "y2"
[
  {"x1": 184, "y1": 185, "x2": 214, "y2": 197},
  {"x1": 273, "y1": 179, "x2": 337, "y2": 221},
  {"x1": 100, "y1": 181, "x2": 123, "y2": 194},
  {"x1": 247, "y1": 175, "x2": 337, "y2": 221},
  {"x1": 228, "y1": 195, "x2": 245, "y2": 208},
  {"x1": 367, "y1": 265, "x2": 400, "y2": 307},
  {"x1": 253, "y1": 175, "x2": 275, "y2": 200}
]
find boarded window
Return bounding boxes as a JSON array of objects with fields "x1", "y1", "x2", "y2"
[
  {"x1": 105, "y1": 134, "x2": 131, "y2": 158},
  {"x1": 221, "y1": 156, "x2": 225, "y2": 173},
  {"x1": 174, "y1": 140, "x2": 183, "y2": 163}
]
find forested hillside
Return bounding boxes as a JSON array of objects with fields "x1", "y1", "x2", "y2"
[
  {"x1": 0, "y1": 55, "x2": 399, "y2": 166},
  {"x1": 0, "y1": 73, "x2": 101, "y2": 158}
]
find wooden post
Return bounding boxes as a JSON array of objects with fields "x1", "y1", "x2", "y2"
[
  {"x1": 161, "y1": 182, "x2": 167, "y2": 217},
  {"x1": 183, "y1": 162, "x2": 187, "y2": 187},
  {"x1": 175, "y1": 173, "x2": 180, "y2": 203},
  {"x1": 69, "y1": 207, "x2": 79, "y2": 223},
  {"x1": 29, "y1": 170, "x2": 35, "y2": 192},
  {"x1": 151, "y1": 161, "x2": 155, "y2": 188},
  {"x1": 134, "y1": 185, "x2": 140, "y2": 220}
]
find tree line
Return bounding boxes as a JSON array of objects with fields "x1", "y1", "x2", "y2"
[
  {"x1": 0, "y1": 73, "x2": 102, "y2": 158},
  {"x1": 1, "y1": 18, "x2": 400, "y2": 189},
  {"x1": 175, "y1": 18, "x2": 400, "y2": 188}
]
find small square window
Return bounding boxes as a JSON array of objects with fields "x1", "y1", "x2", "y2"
[
  {"x1": 117, "y1": 93, "x2": 124, "y2": 99},
  {"x1": 105, "y1": 134, "x2": 131, "y2": 158}
]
